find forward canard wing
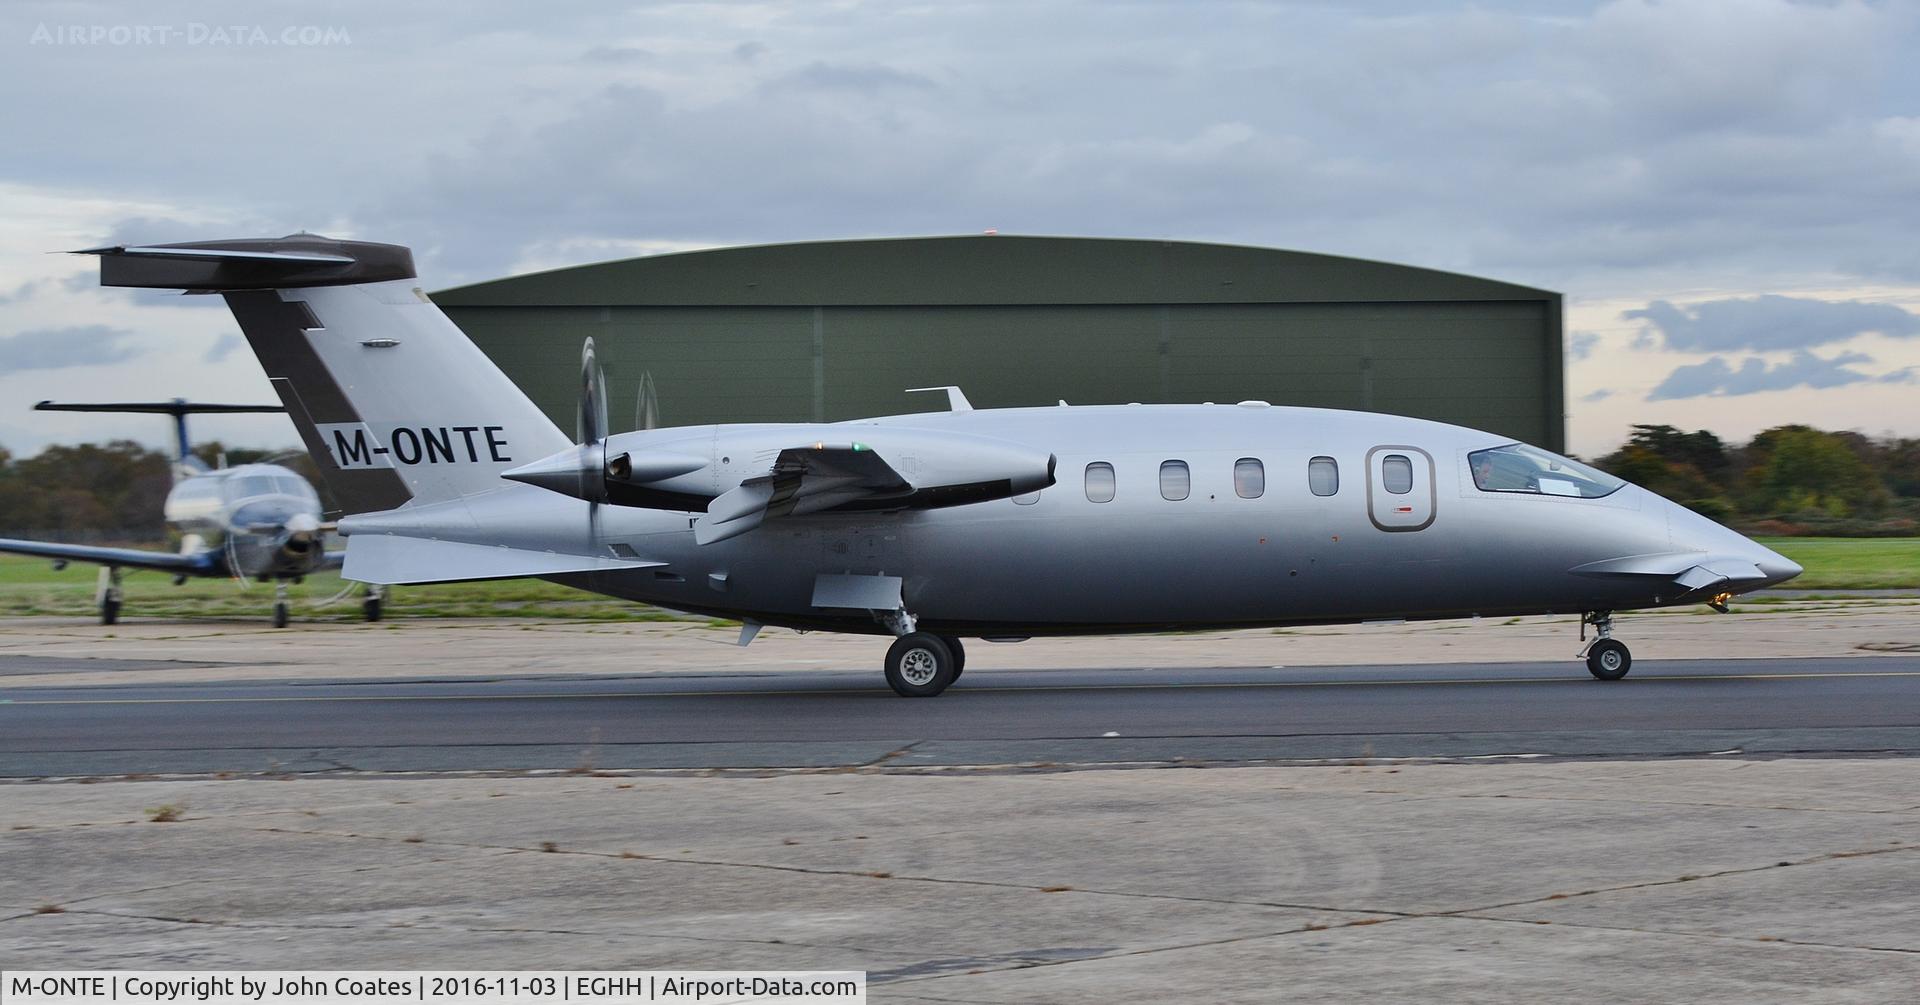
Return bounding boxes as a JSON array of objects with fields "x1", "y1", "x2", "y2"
[{"x1": 696, "y1": 443, "x2": 911, "y2": 545}]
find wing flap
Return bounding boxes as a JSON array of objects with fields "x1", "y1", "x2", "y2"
[{"x1": 694, "y1": 444, "x2": 910, "y2": 546}]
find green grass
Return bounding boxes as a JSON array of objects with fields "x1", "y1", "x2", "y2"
[
  {"x1": 0, "y1": 552, "x2": 697, "y2": 622},
  {"x1": 1752, "y1": 537, "x2": 1920, "y2": 591},
  {"x1": 1, "y1": 535, "x2": 1912, "y2": 621}
]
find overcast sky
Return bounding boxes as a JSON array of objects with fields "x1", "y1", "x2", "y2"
[{"x1": 2, "y1": 0, "x2": 1916, "y2": 457}]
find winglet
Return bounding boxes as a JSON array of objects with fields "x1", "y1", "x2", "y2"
[{"x1": 905, "y1": 386, "x2": 974, "y2": 412}]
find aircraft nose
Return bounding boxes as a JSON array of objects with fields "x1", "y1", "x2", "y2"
[{"x1": 1752, "y1": 546, "x2": 1803, "y2": 588}]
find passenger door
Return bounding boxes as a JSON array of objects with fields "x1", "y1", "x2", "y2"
[{"x1": 1366, "y1": 446, "x2": 1435, "y2": 532}]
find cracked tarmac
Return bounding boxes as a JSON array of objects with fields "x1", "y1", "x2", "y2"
[{"x1": 2, "y1": 759, "x2": 1916, "y2": 1002}]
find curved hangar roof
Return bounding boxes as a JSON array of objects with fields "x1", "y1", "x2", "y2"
[{"x1": 436, "y1": 236, "x2": 1564, "y2": 450}]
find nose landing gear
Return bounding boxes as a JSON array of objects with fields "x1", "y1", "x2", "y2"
[{"x1": 1579, "y1": 611, "x2": 1631, "y2": 680}]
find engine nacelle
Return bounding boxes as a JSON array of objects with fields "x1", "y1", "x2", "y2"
[{"x1": 504, "y1": 424, "x2": 1056, "y2": 515}]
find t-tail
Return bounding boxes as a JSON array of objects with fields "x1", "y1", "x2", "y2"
[
  {"x1": 79, "y1": 235, "x2": 573, "y2": 515},
  {"x1": 32, "y1": 398, "x2": 284, "y2": 481}
]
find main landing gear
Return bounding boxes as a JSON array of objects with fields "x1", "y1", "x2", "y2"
[
  {"x1": 96, "y1": 566, "x2": 123, "y2": 625},
  {"x1": 877, "y1": 609, "x2": 968, "y2": 697},
  {"x1": 1579, "y1": 611, "x2": 1631, "y2": 680}
]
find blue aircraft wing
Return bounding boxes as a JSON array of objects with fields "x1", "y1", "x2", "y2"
[{"x1": 0, "y1": 538, "x2": 217, "y2": 575}]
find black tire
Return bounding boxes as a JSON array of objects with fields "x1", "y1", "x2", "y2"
[
  {"x1": 99, "y1": 598, "x2": 120, "y2": 626},
  {"x1": 938, "y1": 635, "x2": 967, "y2": 681},
  {"x1": 272, "y1": 602, "x2": 290, "y2": 629},
  {"x1": 884, "y1": 633, "x2": 956, "y2": 697},
  {"x1": 1587, "y1": 639, "x2": 1631, "y2": 680},
  {"x1": 363, "y1": 597, "x2": 383, "y2": 623}
]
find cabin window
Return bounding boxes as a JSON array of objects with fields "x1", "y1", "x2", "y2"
[
  {"x1": 1012, "y1": 491, "x2": 1040, "y2": 506},
  {"x1": 1159, "y1": 460, "x2": 1191, "y2": 501},
  {"x1": 1383, "y1": 455, "x2": 1414, "y2": 494},
  {"x1": 1308, "y1": 456, "x2": 1339, "y2": 496},
  {"x1": 1234, "y1": 458, "x2": 1264, "y2": 499},
  {"x1": 1085, "y1": 462, "x2": 1116, "y2": 503}
]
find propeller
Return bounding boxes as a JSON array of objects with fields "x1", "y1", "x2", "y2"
[
  {"x1": 224, "y1": 534, "x2": 251, "y2": 591},
  {"x1": 579, "y1": 338, "x2": 611, "y2": 546},
  {"x1": 636, "y1": 370, "x2": 659, "y2": 432},
  {"x1": 503, "y1": 348, "x2": 703, "y2": 503}
]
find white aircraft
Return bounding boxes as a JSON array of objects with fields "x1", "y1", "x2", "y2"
[
  {"x1": 78, "y1": 235, "x2": 1800, "y2": 694},
  {"x1": 0, "y1": 399, "x2": 382, "y2": 626}
]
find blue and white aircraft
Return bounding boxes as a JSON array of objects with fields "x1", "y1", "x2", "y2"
[{"x1": 0, "y1": 400, "x2": 380, "y2": 626}]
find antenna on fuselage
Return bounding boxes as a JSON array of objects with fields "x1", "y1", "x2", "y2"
[{"x1": 33, "y1": 399, "x2": 286, "y2": 480}]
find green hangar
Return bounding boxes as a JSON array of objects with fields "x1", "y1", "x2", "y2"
[{"x1": 434, "y1": 236, "x2": 1566, "y2": 451}]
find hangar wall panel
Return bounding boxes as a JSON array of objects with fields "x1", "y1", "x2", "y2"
[{"x1": 437, "y1": 237, "x2": 1564, "y2": 450}]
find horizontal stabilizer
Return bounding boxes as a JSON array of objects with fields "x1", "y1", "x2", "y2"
[
  {"x1": 342, "y1": 534, "x2": 661, "y2": 585},
  {"x1": 77, "y1": 234, "x2": 415, "y2": 290},
  {"x1": 35, "y1": 400, "x2": 284, "y2": 416}
]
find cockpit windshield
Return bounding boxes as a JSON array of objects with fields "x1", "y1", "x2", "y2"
[
  {"x1": 225, "y1": 474, "x2": 279, "y2": 500},
  {"x1": 1468, "y1": 443, "x2": 1624, "y2": 499},
  {"x1": 221, "y1": 468, "x2": 319, "y2": 503}
]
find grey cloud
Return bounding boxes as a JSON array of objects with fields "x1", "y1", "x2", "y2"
[
  {"x1": 1580, "y1": 388, "x2": 1613, "y2": 403},
  {"x1": 203, "y1": 333, "x2": 244, "y2": 363},
  {"x1": 1568, "y1": 331, "x2": 1599, "y2": 361},
  {"x1": 0, "y1": 280, "x2": 37, "y2": 304},
  {"x1": 1, "y1": 1, "x2": 1917, "y2": 296},
  {"x1": 771, "y1": 62, "x2": 936, "y2": 94},
  {"x1": 0, "y1": 325, "x2": 142, "y2": 371},
  {"x1": 1624, "y1": 295, "x2": 1920, "y2": 353},
  {"x1": 581, "y1": 46, "x2": 655, "y2": 65},
  {"x1": 1646, "y1": 350, "x2": 1886, "y2": 401}
]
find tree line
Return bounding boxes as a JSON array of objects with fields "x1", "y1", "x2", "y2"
[
  {"x1": 0, "y1": 441, "x2": 324, "y2": 541},
  {"x1": 1593, "y1": 425, "x2": 1920, "y2": 535},
  {"x1": 1, "y1": 424, "x2": 1917, "y2": 540}
]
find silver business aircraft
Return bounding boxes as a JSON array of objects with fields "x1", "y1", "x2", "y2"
[
  {"x1": 79, "y1": 234, "x2": 1800, "y2": 694},
  {"x1": 0, "y1": 399, "x2": 384, "y2": 626}
]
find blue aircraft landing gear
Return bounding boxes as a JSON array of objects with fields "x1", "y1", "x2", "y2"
[
  {"x1": 96, "y1": 566, "x2": 123, "y2": 625},
  {"x1": 362, "y1": 584, "x2": 385, "y2": 622},
  {"x1": 1580, "y1": 611, "x2": 1631, "y2": 680}
]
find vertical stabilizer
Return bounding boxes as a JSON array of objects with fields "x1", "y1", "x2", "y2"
[{"x1": 81, "y1": 235, "x2": 572, "y2": 515}]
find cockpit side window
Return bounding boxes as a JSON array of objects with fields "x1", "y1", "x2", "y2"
[{"x1": 1468, "y1": 444, "x2": 1624, "y2": 499}]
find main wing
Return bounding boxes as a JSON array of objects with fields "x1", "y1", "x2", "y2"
[
  {"x1": 0, "y1": 538, "x2": 217, "y2": 575},
  {"x1": 697, "y1": 444, "x2": 911, "y2": 545}
]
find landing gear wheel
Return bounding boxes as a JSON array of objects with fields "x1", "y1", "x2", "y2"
[
  {"x1": 363, "y1": 597, "x2": 383, "y2": 622},
  {"x1": 884, "y1": 633, "x2": 956, "y2": 697},
  {"x1": 938, "y1": 635, "x2": 967, "y2": 681},
  {"x1": 99, "y1": 598, "x2": 120, "y2": 626},
  {"x1": 1587, "y1": 639, "x2": 1631, "y2": 680},
  {"x1": 272, "y1": 601, "x2": 290, "y2": 629}
]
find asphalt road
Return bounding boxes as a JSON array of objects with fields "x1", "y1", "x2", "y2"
[{"x1": 2, "y1": 657, "x2": 1918, "y2": 776}]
